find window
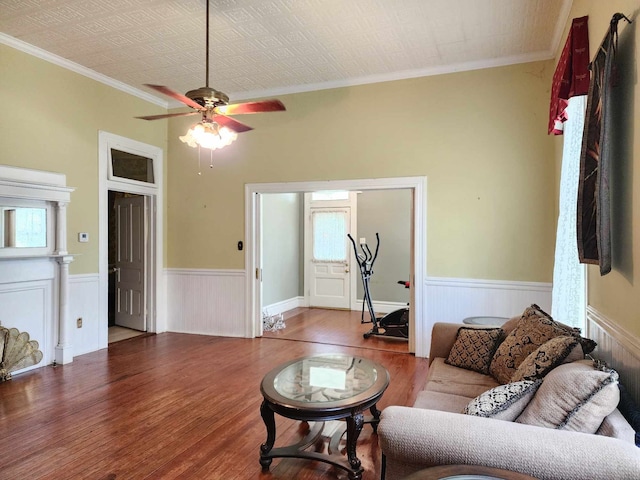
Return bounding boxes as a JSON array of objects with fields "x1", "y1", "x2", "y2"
[
  {"x1": 312, "y1": 210, "x2": 347, "y2": 262},
  {"x1": 110, "y1": 149, "x2": 155, "y2": 184},
  {"x1": 311, "y1": 190, "x2": 349, "y2": 201}
]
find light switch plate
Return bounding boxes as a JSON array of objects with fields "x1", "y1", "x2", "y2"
[{"x1": 78, "y1": 232, "x2": 89, "y2": 243}]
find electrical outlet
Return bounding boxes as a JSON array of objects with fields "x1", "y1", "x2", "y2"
[{"x1": 77, "y1": 317, "x2": 82, "y2": 328}]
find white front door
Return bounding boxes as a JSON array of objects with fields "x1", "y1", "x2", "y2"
[
  {"x1": 309, "y1": 208, "x2": 351, "y2": 309},
  {"x1": 115, "y1": 195, "x2": 146, "y2": 331}
]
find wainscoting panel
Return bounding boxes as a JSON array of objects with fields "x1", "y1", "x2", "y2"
[
  {"x1": 425, "y1": 277, "x2": 552, "y2": 325},
  {"x1": 0, "y1": 280, "x2": 53, "y2": 372},
  {"x1": 69, "y1": 274, "x2": 101, "y2": 356},
  {"x1": 586, "y1": 306, "x2": 640, "y2": 405},
  {"x1": 166, "y1": 269, "x2": 246, "y2": 337}
]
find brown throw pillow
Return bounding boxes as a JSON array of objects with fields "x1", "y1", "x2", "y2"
[
  {"x1": 516, "y1": 359, "x2": 619, "y2": 433},
  {"x1": 489, "y1": 304, "x2": 590, "y2": 384},
  {"x1": 509, "y1": 335, "x2": 583, "y2": 382},
  {"x1": 446, "y1": 327, "x2": 503, "y2": 375}
]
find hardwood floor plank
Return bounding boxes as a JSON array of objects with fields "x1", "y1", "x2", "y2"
[{"x1": 0, "y1": 315, "x2": 427, "y2": 480}]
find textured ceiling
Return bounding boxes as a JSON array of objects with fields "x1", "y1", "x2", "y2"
[{"x1": 0, "y1": 0, "x2": 571, "y2": 107}]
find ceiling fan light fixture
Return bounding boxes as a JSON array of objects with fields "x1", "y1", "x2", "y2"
[{"x1": 179, "y1": 121, "x2": 238, "y2": 151}]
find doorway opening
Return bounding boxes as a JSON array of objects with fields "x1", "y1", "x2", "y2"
[
  {"x1": 99, "y1": 131, "x2": 164, "y2": 350},
  {"x1": 245, "y1": 176, "x2": 428, "y2": 357},
  {"x1": 108, "y1": 191, "x2": 148, "y2": 344}
]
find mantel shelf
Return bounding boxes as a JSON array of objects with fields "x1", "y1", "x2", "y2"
[{"x1": 0, "y1": 253, "x2": 77, "y2": 261}]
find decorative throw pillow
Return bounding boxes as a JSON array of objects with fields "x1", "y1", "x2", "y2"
[
  {"x1": 516, "y1": 359, "x2": 620, "y2": 433},
  {"x1": 509, "y1": 335, "x2": 583, "y2": 382},
  {"x1": 464, "y1": 380, "x2": 542, "y2": 421},
  {"x1": 445, "y1": 327, "x2": 503, "y2": 375},
  {"x1": 489, "y1": 304, "x2": 590, "y2": 384}
]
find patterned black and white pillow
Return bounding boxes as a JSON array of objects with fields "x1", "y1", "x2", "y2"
[{"x1": 464, "y1": 380, "x2": 542, "y2": 421}]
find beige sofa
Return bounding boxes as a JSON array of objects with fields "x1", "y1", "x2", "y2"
[{"x1": 378, "y1": 321, "x2": 640, "y2": 480}]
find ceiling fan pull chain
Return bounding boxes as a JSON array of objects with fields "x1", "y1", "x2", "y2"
[
  {"x1": 209, "y1": 148, "x2": 214, "y2": 169},
  {"x1": 197, "y1": 145, "x2": 202, "y2": 176}
]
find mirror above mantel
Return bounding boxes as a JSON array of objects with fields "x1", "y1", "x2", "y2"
[{"x1": 1, "y1": 204, "x2": 50, "y2": 253}]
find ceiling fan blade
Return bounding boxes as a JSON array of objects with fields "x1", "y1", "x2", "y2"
[
  {"x1": 144, "y1": 84, "x2": 204, "y2": 110},
  {"x1": 135, "y1": 111, "x2": 199, "y2": 121},
  {"x1": 214, "y1": 99, "x2": 286, "y2": 116},
  {"x1": 214, "y1": 115, "x2": 254, "y2": 133}
]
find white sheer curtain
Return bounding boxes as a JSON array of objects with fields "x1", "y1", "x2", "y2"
[{"x1": 551, "y1": 95, "x2": 587, "y2": 329}]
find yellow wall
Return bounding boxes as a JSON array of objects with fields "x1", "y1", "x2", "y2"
[
  {"x1": 555, "y1": 1, "x2": 640, "y2": 337},
  {"x1": 168, "y1": 61, "x2": 557, "y2": 281},
  {"x1": 0, "y1": 44, "x2": 168, "y2": 274},
  {"x1": 2, "y1": 41, "x2": 558, "y2": 283}
]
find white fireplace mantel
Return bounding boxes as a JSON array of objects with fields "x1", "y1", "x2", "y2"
[{"x1": 0, "y1": 165, "x2": 76, "y2": 365}]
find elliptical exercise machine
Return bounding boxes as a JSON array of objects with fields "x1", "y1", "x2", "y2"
[{"x1": 347, "y1": 233, "x2": 409, "y2": 340}]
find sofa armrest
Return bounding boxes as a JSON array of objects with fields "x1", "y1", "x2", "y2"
[
  {"x1": 379, "y1": 406, "x2": 640, "y2": 480},
  {"x1": 428, "y1": 323, "x2": 463, "y2": 366}
]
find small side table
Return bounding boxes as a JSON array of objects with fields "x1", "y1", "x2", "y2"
[{"x1": 463, "y1": 316, "x2": 508, "y2": 327}]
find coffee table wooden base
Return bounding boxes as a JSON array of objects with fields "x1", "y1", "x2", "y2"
[{"x1": 260, "y1": 400, "x2": 381, "y2": 480}]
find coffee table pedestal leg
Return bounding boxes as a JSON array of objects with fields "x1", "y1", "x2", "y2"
[
  {"x1": 260, "y1": 400, "x2": 276, "y2": 469},
  {"x1": 345, "y1": 412, "x2": 365, "y2": 480}
]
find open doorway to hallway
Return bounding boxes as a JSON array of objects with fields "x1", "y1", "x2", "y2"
[{"x1": 246, "y1": 176, "x2": 427, "y2": 356}]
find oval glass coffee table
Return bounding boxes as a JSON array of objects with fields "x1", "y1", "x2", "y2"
[{"x1": 259, "y1": 353, "x2": 390, "y2": 480}]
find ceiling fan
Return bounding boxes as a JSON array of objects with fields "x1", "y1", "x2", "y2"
[{"x1": 135, "y1": 0, "x2": 285, "y2": 143}]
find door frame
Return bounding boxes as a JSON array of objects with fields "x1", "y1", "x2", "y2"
[
  {"x1": 98, "y1": 131, "x2": 165, "y2": 349},
  {"x1": 245, "y1": 176, "x2": 427, "y2": 356}
]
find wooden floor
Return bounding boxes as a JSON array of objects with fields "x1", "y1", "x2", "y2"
[
  {"x1": 263, "y1": 308, "x2": 410, "y2": 354},
  {"x1": 0, "y1": 310, "x2": 428, "y2": 480}
]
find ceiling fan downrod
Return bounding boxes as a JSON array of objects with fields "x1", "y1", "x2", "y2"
[{"x1": 205, "y1": 0, "x2": 210, "y2": 89}]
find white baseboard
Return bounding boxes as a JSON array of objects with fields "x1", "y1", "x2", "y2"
[
  {"x1": 354, "y1": 299, "x2": 407, "y2": 315},
  {"x1": 263, "y1": 296, "x2": 305, "y2": 316},
  {"x1": 586, "y1": 306, "x2": 640, "y2": 405}
]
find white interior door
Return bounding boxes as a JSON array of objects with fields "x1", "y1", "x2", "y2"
[
  {"x1": 309, "y1": 208, "x2": 351, "y2": 309},
  {"x1": 115, "y1": 195, "x2": 146, "y2": 331}
]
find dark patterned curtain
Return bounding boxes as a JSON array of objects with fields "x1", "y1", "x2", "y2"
[
  {"x1": 577, "y1": 13, "x2": 631, "y2": 275},
  {"x1": 549, "y1": 16, "x2": 590, "y2": 135}
]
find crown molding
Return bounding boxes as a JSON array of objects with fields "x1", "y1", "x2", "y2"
[
  {"x1": 224, "y1": 50, "x2": 556, "y2": 102},
  {"x1": 0, "y1": 33, "x2": 168, "y2": 109}
]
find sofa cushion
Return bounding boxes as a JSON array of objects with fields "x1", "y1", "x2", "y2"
[
  {"x1": 425, "y1": 358, "x2": 500, "y2": 399},
  {"x1": 489, "y1": 304, "x2": 584, "y2": 384},
  {"x1": 463, "y1": 380, "x2": 542, "y2": 421},
  {"x1": 509, "y1": 335, "x2": 583, "y2": 382},
  {"x1": 413, "y1": 390, "x2": 472, "y2": 413},
  {"x1": 596, "y1": 409, "x2": 638, "y2": 444},
  {"x1": 445, "y1": 327, "x2": 503, "y2": 375},
  {"x1": 516, "y1": 359, "x2": 620, "y2": 433}
]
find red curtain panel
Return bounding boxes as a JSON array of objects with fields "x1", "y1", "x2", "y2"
[{"x1": 548, "y1": 16, "x2": 590, "y2": 135}]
